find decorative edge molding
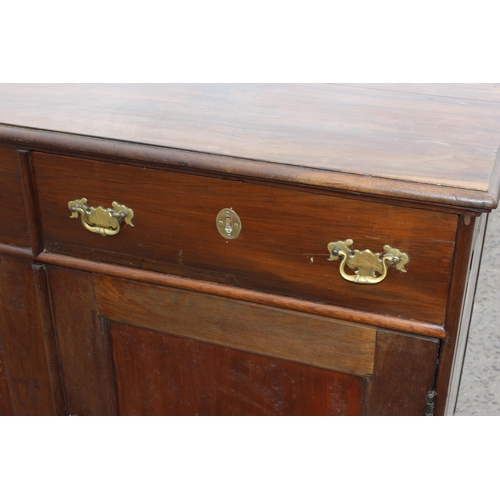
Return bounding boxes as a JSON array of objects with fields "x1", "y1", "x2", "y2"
[
  {"x1": 36, "y1": 251, "x2": 447, "y2": 339},
  {"x1": 0, "y1": 124, "x2": 497, "y2": 212}
]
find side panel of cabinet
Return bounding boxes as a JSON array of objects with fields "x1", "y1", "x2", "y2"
[{"x1": 0, "y1": 254, "x2": 56, "y2": 415}]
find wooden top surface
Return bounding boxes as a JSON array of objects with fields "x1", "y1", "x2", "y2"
[{"x1": 1, "y1": 83, "x2": 499, "y2": 209}]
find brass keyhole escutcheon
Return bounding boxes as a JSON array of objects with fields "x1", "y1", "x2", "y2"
[{"x1": 216, "y1": 208, "x2": 241, "y2": 239}]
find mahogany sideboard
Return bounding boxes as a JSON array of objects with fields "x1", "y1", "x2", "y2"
[{"x1": 1, "y1": 83, "x2": 499, "y2": 416}]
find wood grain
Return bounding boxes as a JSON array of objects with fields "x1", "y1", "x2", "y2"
[
  {"x1": 96, "y1": 275, "x2": 377, "y2": 377},
  {"x1": 441, "y1": 214, "x2": 487, "y2": 414},
  {"x1": 46, "y1": 266, "x2": 115, "y2": 415},
  {"x1": 1, "y1": 125, "x2": 496, "y2": 212},
  {"x1": 0, "y1": 347, "x2": 13, "y2": 415},
  {"x1": 33, "y1": 152, "x2": 458, "y2": 324},
  {"x1": 110, "y1": 322, "x2": 363, "y2": 416},
  {"x1": 32, "y1": 263, "x2": 66, "y2": 415},
  {"x1": 0, "y1": 254, "x2": 55, "y2": 415},
  {"x1": 18, "y1": 150, "x2": 42, "y2": 255},
  {"x1": 37, "y1": 252, "x2": 447, "y2": 338},
  {"x1": 335, "y1": 84, "x2": 500, "y2": 103},
  {"x1": 362, "y1": 330, "x2": 439, "y2": 416},
  {"x1": 434, "y1": 215, "x2": 478, "y2": 415},
  {"x1": 2, "y1": 84, "x2": 500, "y2": 195},
  {"x1": 0, "y1": 243, "x2": 32, "y2": 260},
  {"x1": 0, "y1": 147, "x2": 30, "y2": 247}
]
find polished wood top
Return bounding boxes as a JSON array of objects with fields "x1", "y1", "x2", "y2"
[{"x1": 1, "y1": 83, "x2": 499, "y2": 208}]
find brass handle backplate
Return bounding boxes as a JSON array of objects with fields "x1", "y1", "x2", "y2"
[
  {"x1": 68, "y1": 198, "x2": 135, "y2": 236},
  {"x1": 327, "y1": 239, "x2": 409, "y2": 285}
]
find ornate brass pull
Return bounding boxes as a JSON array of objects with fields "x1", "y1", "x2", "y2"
[
  {"x1": 327, "y1": 239, "x2": 409, "y2": 285},
  {"x1": 68, "y1": 198, "x2": 134, "y2": 236}
]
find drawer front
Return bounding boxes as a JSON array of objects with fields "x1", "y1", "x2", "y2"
[
  {"x1": 0, "y1": 147, "x2": 30, "y2": 247},
  {"x1": 33, "y1": 152, "x2": 457, "y2": 324}
]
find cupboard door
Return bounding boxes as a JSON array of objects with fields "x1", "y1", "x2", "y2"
[
  {"x1": 46, "y1": 265, "x2": 439, "y2": 416},
  {"x1": 109, "y1": 322, "x2": 363, "y2": 416}
]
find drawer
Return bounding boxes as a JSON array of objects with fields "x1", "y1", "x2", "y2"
[
  {"x1": 0, "y1": 147, "x2": 30, "y2": 247},
  {"x1": 33, "y1": 152, "x2": 458, "y2": 324}
]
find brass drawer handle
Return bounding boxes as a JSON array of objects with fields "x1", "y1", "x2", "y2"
[
  {"x1": 68, "y1": 198, "x2": 135, "y2": 236},
  {"x1": 327, "y1": 239, "x2": 409, "y2": 285}
]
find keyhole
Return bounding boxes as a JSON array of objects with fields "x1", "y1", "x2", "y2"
[{"x1": 224, "y1": 216, "x2": 233, "y2": 234}]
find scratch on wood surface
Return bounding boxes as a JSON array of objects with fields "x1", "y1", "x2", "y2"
[{"x1": 415, "y1": 140, "x2": 451, "y2": 147}]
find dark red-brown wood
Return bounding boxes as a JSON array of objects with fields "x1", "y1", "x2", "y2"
[
  {"x1": 0, "y1": 254, "x2": 55, "y2": 415},
  {"x1": 0, "y1": 347, "x2": 13, "y2": 415},
  {"x1": 0, "y1": 84, "x2": 495, "y2": 415},
  {"x1": 2, "y1": 84, "x2": 500, "y2": 199},
  {"x1": 18, "y1": 150, "x2": 43, "y2": 255},
  {"x1": 32, "y1": 263, "x2": 66, "y2": 415},
  {"x1": 434, "y1": 215, "x2": 478, "y2": 415},
  {"x1": 33, "y1": 152, "x2": 458, "y2": 324},
  {"x1": 362, "y1": 330, "x2": 439, "y2": 416},
  {"x1": 37, "y1": 251, "x2": 446, "y2": 338},
  {"x1": 110, "y1": 322, "x2": 363, "y2": 416},
  {"x1": 94, "y1": 274, "x2": 377, "y2": 377},
  {"x1": 43, "y1": 265, "x2": 441, "y2": 416},
  {"x1": 0, "y1": 147, "x2": 30, "y2": 247},
  {"x1": 46, "y1": 266, "x2": 371, "y2": 415},
  {"x1": 46, "y1": 265, "x2": 115, "y2": 416},
  {"x1": 1, "y1": 125, "x2": 496, "y2": 212}
]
